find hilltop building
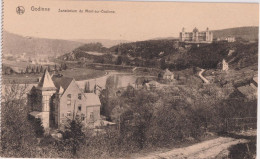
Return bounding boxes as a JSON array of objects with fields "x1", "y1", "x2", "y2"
[
  {"x1": 179, "y1": 27, "x2": 213, "y2": 43},
  {"x1": 28, "y1": 69, "x2": 101, "y2": 131},
  {"x1": 217, "y1": 37, "x2": 236, "y2": 42},
  {"x1": 163, "y1": 68, "x2": 174, "y2": 80}
]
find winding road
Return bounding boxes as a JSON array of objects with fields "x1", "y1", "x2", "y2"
[
  {"x1": 198, "y1": 69, "x2": 210, "y2": 84},
  {"x1": 135, "y1": 136, "x2": 249, "y2": 159}
]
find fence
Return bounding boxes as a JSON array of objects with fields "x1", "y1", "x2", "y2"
[{"x1": 225, "y1": 117, "x2": 257, "y2": 132}]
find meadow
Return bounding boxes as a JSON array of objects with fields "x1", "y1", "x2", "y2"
[{"x1": 2, "y1": 68, "x2": 106, "y2": 84}]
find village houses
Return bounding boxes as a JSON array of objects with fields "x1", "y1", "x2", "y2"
[{"x1": 27, "y1": 69, "x2": 102, "y2": 131}]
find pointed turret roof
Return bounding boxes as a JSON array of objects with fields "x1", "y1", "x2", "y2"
[
  {"x1": 52, "y1": 75, "x2": 73, "y2": 93},
  {"x1": 37, "y1": 69, "x2": 56, "y2": 91}
]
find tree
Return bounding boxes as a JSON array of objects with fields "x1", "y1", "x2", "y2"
[
  {"x1": 176, "y1": 74, "x2": 180, "y2": 80},
  {"x1": 29, "y1": 117, "x2": 44, "y2": 138},
  {"x1": 160, "y1": 58, "x2": 167, "y2": 70},
  {"x1": 31, "y1": 67, "x2": 35, "y2": 74},
  {"x1": 63, "y1": 64, "x2": 68, "y2": 70},
  {"x1": 84, "y1": 81, "x2": 91, "y2": 93},
  {"x1": 192, "y1": 66, "x2": 197, "y2": 74},
  {"x1": 158, "y1": 73, "x2": 162, "y2": 80},
  {"x1": 40, "y1": 65, "x2": 43, "y2": 73},
  {"x1": 116, "y1": 56, "x2": 123, "y2": 65},
  {"x1": 63, "y1": 115, "x2": 85, "y2": 156},
  {"x1": 47, "y1": 66, "x2": 51, "y2": 72},
  {"x1": 25, "y1": 66, "x2": 29, "y2": 74},
  {"x1": 36, "y1": 66, "x2": 39, "y2": 74},
  {"x1": 1, "y1": 84, "x2": 38, "y2": 157}
]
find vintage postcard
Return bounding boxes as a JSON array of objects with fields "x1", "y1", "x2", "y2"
[{"x1": 1, "y1": 0, "x2": 259, "y2": 158}]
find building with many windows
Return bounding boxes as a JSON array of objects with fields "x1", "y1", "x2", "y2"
[
  {"x1": 28, "y1": 69, "x2": 101, "y2": 131},
  {"x1": 179, "y1": 27, "x2": 213, "y2": 43}
]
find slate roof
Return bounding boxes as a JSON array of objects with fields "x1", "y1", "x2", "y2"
[
  {"x1": 37, "y1": 69, "x2": 56, "y2": 91},
  {"x1": 29, "y1": 111, "x2": 43, "y2": 118},
  {"x1": 52, "y1": 75, "x2": 73, "y2": 92},
  {"x1": 148, "y1": 80, "x2": 159, "y2": 86},
  {"x1": 237, "y1": 85, "x2": 257, "y2": 99},
  {"x1": 84, "y1": 93, "x2": 101, "y2": 106}
]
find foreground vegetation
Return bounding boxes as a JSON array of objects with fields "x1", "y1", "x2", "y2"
[{"x1": 1, "y1": 79, "x2": 256, "y2": 158}]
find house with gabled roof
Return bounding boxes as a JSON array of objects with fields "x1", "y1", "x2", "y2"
[
  {"x1": 28, "y1": 69, "x2": 101, "y2": 131},
  {"x1": 163, "y1": 69, "x2": 174, "y2": 80}
]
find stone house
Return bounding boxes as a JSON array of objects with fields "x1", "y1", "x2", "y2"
[
  {"x1": 144, "y1": 80, "x2": 160, "y2": 90},
  {"x1": 28, "y1": 69, "x2": 101, "y2": 131},
  {"x1": 163, "y1": 69, "x2": 174, "y2": 80},
  {"x1": 222, "y1": 59, "x2": 229, "y2": 71}
]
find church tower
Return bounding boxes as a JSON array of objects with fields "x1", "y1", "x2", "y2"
[{"x1": 36, "y1": 69, "x2": 57, "y2": 130}]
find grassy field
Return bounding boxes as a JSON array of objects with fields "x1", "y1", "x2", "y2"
[
  {"x1": 60, "y1": 68, "x2": 106, "y2": 80},
  {"x1": 2, "y1": 68, "x2": 106, "y2": 84}
]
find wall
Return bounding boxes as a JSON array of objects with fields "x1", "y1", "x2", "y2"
[{"x1": 59, "y1": 80, "x2": 89, "y2": 127}]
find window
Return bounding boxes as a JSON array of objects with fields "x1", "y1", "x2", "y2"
[
  {"x1": 78, "y1": 105, "x2": 82, "y2": 111},
  {"x1": 90, "y1": 112, "x2": 94, "y2": 121},
  {"x1": 81, "y1": 114, "x2": 85, "y2": 121},
  {"x1": 67, "y1": 94, "x2": 71, "y2": 107},
  {"x1": 78, "y1": 94, "x2": 82, "y2": 100},
  {"x1": 67, "y1": 111, "x2": 71, "y2": 117},
  {"x1": 42, "y1": 95, "x2": 49, "y2": 111},
  {"x1": 61, "y1": 119, "x2": 66, "y2": 124}
]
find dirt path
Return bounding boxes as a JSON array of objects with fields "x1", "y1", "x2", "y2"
[{"x1": 136, "y1": 137, "x2": 248, "y2": 159}]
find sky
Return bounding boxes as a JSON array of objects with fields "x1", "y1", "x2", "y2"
[{"x1": 3, "y1": 0, "x2": 259, "y2": 41}]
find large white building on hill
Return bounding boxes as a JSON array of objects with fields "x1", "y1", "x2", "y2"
[{"x1": 179, "y1": 27, "x2": 213, "y2": 43}]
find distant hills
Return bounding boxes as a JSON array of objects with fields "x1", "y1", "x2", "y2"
[
  {"x1": 2, "y1": 31, "x2": 129, "y2": 58},
  {"x1": 147, "y1": 26, "x2": 259, "y2": 41},
  {"x1": 149, "y1": 26, "x2": 259, "y2": 41},
  {"x1": 3, "y1": 31, "x2": 84, "y2": 58},
  {"x1": 3, "y1": 26, "x2": 258, "y2": 59},
  {"x1": 212, "y1": 26, "x2": 258, "y2": 41},
  {"x1": 148, "y1": 37, "x2": 179, "y2": 40},
  {"x1": 74, "y1": 39, "x2": 130, "y2": 48}
]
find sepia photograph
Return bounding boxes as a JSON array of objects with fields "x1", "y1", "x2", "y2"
[{"x1": 1, "y1": 0, "x2": 259, "y2": 158}]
